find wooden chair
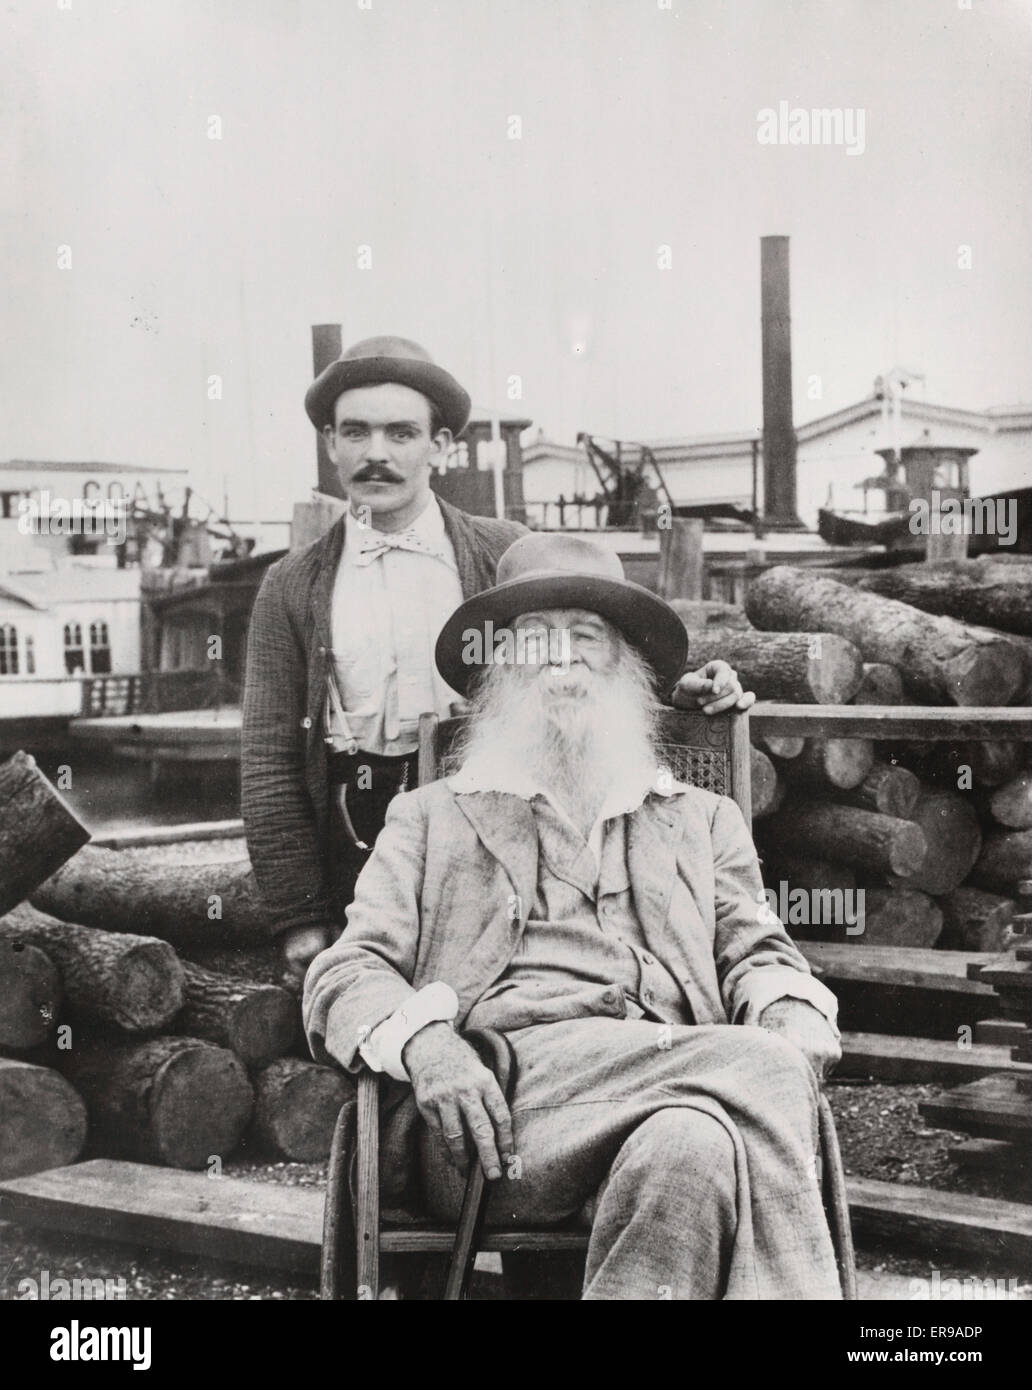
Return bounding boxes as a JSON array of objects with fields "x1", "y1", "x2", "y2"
[{"x1": 321, "y1": 707, "x2": 858, "y2": 1300}]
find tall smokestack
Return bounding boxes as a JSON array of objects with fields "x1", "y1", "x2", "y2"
[
  {"x1": 760, "y1": 237, "x2": 803, "y2": 529},
  {"x1": 312, "y1": 323, "x2": 344, "y2": 499}
]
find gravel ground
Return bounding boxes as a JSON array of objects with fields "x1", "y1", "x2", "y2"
[{"x1": 3, "y1": 1076, "x2": 1032, "y2": 1299}]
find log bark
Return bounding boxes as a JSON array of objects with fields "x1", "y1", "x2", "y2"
[
  {"x1": 939, "y1": 887, "x2": 1016, "y2": 952},
  {"x1": 175, "y1": 943, "x2": 300, "y2": 997},
  {"x1": 971, "y1": 829, "x2": 1032, "y2": 894},
  {"x1": 0, "y1": 1057, "x2": 88, "y2": 1179},
  {"x1": 989, "y1": 771, "x2": 1032, "y2": 829},
  {"x1": 0, "y1": 752, "x2": 90, "y2": 917},
  {"x1": 0, "y1": 937, "x2": 62, "y2": 1051},
  {"x1": 249, "y1": 1058, "x2": 351, "y2": 1161},
  {"x1": 894, "y1": 788, "x2": 982, "y2": 895},
  {"x1": 0, "y1": 903, "x2": 183, "y2": 1033},
  {"x1": 893, "y1": 740, "x2": 1024, "y2": 791},
  {"x1": 680, "y1": 629, "x2": 863, "y2": 703},
  {"x1": 855, "y1": 888, "x2": 943, "y2": 948},
  {"x1": 32, "y1": 844, "x2": 273, "y2": 947},
  {"x1": 856, "y1": 567, "x2": 1032, "y2": 637},
  {"x1": 761, "y1": 804, "x2": 927, "y2": 878},
  {"x1": 62, "y1": 1036, "x2": 253, "y2": 1169},
  {"x1": 761, "y1": 853, "x2": 857, "y2": 895},
  {"x1": 839, "y1": 763, "x2": 921, "y2": 819},
  {"x1": 853, "y1": 663, "x2": 905, "y2": 706},
  {"x1": 744, "y1": 565, "x2": 1025, "y2": 705},
  {"x1": 750, "y1": 746, "x2": 781, "y2": 819},
  {"x1": 175, "y1": 961, "x2": 297, "y2": 1067},
  {"x1": 779, "y1": 737, "x2": 875, "y2": 791}
]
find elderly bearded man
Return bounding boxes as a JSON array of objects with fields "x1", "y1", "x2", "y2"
[
  {"x1": 303, "y1": 533, "x2": 843, "y2": 1301},
  {"x1": 242, "y1": 336, "x2": 753, "y2": 982}
]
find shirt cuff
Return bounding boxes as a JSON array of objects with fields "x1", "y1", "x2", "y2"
[
  {"x1": 734, "y1": 968, "x2": 840, "y2": 1037},
  {"x1": 357, "y1": 981, "x2": 460, "y2": 1081}
]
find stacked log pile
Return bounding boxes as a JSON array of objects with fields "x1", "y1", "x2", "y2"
[
  {"x1": 677, "y1": 567, "x2": 1032, "y2": 986},
  {"x1": 0, "y1": 754, "x2": 348, "y2": 1179}
]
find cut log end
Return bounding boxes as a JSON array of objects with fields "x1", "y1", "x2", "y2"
[
  {"x1": 888, "y1": 822, "x2": 930, "y2": 879},
  {"x1": 63, "y1": 1036, "x2": 254, "y2": 1171},
  {"x1": 902, "y1": 789, "x2": 983, "y2": 895},
  {"x1": 856, "y1": 888, "x2": 943, "y2": 949},
  {"x1": 0, "y1": 1058, "x2": 88, "y2": 1179},
  {"x1": 116, "y1": 942, "x2": 187, "y2": 1031},
  {"x1": 854, "y1": 663, "x2": 905, "y2": 706},
  {"x1": 227, "y1": 990, "x2": 298, "y2": 1068},
  {"x1": 944, "y1": 644, "x2": 1025, "y2": 708},
  {"x1": 251, "y1": 1059, "x2": 351, "y2": 1162},
  {"x1": 148, "y1": 1041, "x2": 254, "y2": 1169}
]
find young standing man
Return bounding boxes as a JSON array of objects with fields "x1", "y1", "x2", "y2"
[{"x1": 241, "y1": 336, "x2": 753, "y2": 980}]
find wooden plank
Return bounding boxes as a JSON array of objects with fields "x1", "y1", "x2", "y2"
[
  {"x1": 839, "y1": 1032, "x2": 1032, "y2": 1084},
  {"x1": 0, "y1": 1159, "x2": 588, "y2": 1266},
  {"x1": 846, "y1": 1176, "x2": 1032, "y2": 1261},
  {"x1": 948, "y1": 1138, "x2": 1032, "y2": 1174},
  {"x1": 979, "y1": 962, "x2": 1032, "y2": 991},
  {"x1": 751, "y1": 702, "x2": 1032, "y2": 741},
  {"x1": 919, "y1": 1074, "x2": 1032, "y2": 1140},
  {"x1": 5, "y1": 1159, "x2": 1032, "y2": 1274},
  {"x1": 800, "y1": 943, "x2": 998, "y2": 996},
  {"x1": 0, "y1": 1159, "x2": 324, "y2": 1275},
  {"x1": 975, "y1": 1019, "x2": 1029, "y2": 1046},
  {"x1": 968, "y1": 955, "x2": 1015, "y2": 980}
]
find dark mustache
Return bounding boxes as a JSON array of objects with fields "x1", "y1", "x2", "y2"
[{"x1": 353, "y1": 466, "x2": 404, "y2": 483}]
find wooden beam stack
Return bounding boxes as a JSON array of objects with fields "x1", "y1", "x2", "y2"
[{"x1": 922, "y1": 938, "x2": 1032, "y2": 1173}]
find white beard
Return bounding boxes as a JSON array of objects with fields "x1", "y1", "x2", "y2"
[{"x1": 452, "y1": 638, "x2": 664, "y2": 826}]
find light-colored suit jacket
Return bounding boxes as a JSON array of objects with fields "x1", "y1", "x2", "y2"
[{"x1": 303, "y1": 778, "x2": 835, "y2": 1071}]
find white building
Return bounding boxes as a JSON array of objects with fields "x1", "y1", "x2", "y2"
[
  {"x1": 0, "y1": 458, "x2": 186, "y2": 720},
  {"x1": 521, "y1": 395, "x2": 1032, "y2": 530}
]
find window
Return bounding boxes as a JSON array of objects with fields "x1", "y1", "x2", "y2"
[
  {"x1": 0, "y1": 624, "x2": 18, "y2": 676},
  {"x1": 24, "y1": 634, "x2": 35, "y2": 675},
  {"x1": 64, "y1": 622, "x2": 85, "y2": 674},
  {"x1": 89, "y1": 620, "x2": 112, "y2": 674}
]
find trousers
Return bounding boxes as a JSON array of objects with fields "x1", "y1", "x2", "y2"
[
  {"x1": 418, "y1": 1018, "x2": 842, "y2": 1300},
  {"x1": 326, "y1": 750, "x2": 417, "y2": 930}
]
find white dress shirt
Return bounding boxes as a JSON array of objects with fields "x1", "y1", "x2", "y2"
[{"x1": 327, "y1": 495, "x2": 466, "y2": 757}]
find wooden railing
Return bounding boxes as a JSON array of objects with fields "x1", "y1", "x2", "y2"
[
  {"x1": 750, "y1": 703, "x2": 1032, "y2": 742},
  {"x1": 80, "y1": 669, "x2": 239, "y2": 718}
]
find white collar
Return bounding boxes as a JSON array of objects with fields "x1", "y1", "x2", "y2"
[{"x1": 343, "y1": 492, "x2": 445, "y2": 553}]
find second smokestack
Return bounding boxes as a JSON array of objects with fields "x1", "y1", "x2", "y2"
[{"x1": 761, "y1": 236, "x2": 803, "y2": 529}]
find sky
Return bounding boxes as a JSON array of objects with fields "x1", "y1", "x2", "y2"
[{"x1": 3, "y1": 0, "x2": 1032, "y2": 523}]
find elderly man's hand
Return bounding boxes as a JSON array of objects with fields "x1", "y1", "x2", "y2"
[
  {"x1": 402, "y1": 1022, "x2": 514, "y2": 1180},
  {"x1": 671, "y1": 660, "x2": 756, "y2": 715},
  {"x1": 759, "y1": 998, "x2": 841, "y2": 1080}
]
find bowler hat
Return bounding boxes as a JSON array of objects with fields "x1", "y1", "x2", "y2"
[
  {"x1": 305, "y1": 335, "x2": 471, "y2": 437},
  {"x1": 435, "y1": 532, "x2": 689, "y2": 696}
]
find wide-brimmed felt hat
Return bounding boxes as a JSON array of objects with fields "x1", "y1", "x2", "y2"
[
  {"x1": 305, "y1": 335, "x2": 471, "y2": 437},
  {"x1": 435, "y1": 532, "x2": 689, "y2": 696}
]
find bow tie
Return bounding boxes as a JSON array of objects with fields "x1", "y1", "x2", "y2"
[{"x1": 352, "y1": 526, "x2": 452, "y2": 567}]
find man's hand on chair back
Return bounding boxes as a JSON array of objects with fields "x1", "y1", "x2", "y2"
[
  {"x1": 402, "y1": 1022, "x2": 515, "y2": 1181},
  {"x1": 281, "y1": 924, "x2": 331, "y2": 985}
]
